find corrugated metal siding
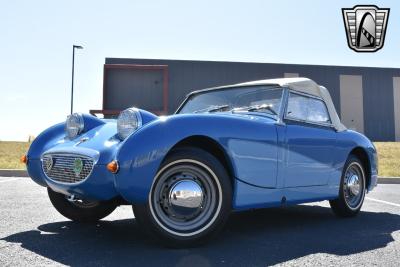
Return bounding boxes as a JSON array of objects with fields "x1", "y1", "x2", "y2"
[
  {"x1": 105, "y1": 68, "x2": 164, "y2": 111},
  {"x1": 363, "y1": 69, "x2": 395, "y2": 141},
  {"x1": 104, "y1": 58, "x2": 400, "y2": 141}
]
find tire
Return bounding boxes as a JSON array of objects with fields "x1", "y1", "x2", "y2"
[
  {"x1": 47, "y1": 188, "x2": 117, "y2": 223},
  {"x1": 329, "y1": 155, "x2": 366, "y2": 217},
  {"x1": 133, "y1": 147, "x2": 232, "y2": 247}
]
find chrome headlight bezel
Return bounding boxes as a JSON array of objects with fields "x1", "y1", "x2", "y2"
[
  {"x1": 65, "y1": 113, "x2": 84, "y2": 139},
  {"x1": 117, "y1": 108, "x2": 142, "y2": 140}
]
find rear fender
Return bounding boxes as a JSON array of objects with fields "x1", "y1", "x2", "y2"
[{"x1": 333, "y1": 130, "x2": 378, "y2": 191}]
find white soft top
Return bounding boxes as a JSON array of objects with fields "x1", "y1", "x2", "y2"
[{"x1": 215, "y1": 77, "x2": 346, "y2": 131}]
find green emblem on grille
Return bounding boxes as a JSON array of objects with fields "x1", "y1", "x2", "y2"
[{"x1": 73, "y1": 158, "x2": 83, "y2": 176}]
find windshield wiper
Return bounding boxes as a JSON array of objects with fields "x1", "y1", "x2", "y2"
[
  {"x1": 233, "y1": 104, "x2": 278, "y2": 115},
  {"x1": 193, "y1": 105, "x2": 230, "y2": 113}
]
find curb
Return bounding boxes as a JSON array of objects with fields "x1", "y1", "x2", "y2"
[
  {"x1": 0, "y1": 169, "x2": 28, "y2": 177},
  {"x1": 378, "y1": 177, "x2": 400, "y2": 184},
  {"x1": 1, "y1": 170, "x2": 400, "y2": 184}
]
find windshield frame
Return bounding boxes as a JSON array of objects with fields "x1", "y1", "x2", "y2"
[{"x1": 175, "y1": 85, "x2": 285, "y2": 118}]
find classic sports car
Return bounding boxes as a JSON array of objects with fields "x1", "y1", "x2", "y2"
[{"x1": 24, "y1": 77, "x2": 378, "y2": 246}]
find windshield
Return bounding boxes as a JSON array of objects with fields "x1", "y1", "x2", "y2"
[{"x1": 177, "y1": 86, "x2": 283, "y2": 117}]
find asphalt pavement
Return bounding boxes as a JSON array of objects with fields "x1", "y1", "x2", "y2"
[{"x1": 0, "y1": 177, "x2": 399, "y2": 267}]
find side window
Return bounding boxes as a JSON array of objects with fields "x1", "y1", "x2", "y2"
[
  {"x1": 286, "y1": 93, "x2": 308, "y2": 120},
  {"x1": 286, "y1": 92, "x2": 331, "y2": 124},
  {"x1": 307, "y1": 98, "x2": 330, "y2": 123}
]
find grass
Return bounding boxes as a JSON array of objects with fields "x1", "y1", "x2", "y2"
[
  {"x1": 0, "y1": 141, "x2": 399, "y2": 177},
  {"x1": 374, "y1": 142, "x2": 400, "y2": 177},
  {"x1": 0, "y1": 141, "x2": 30, "y2": 169}
]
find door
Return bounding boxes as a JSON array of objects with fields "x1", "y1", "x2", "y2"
[
  {"x1": 226, "y1": 87, "x2": 284, "y2": 188},
  {"x1": 283, "y1": 92, "x2": 337, "y2": 187},
  {"x1": 340, "y1": 75, "x2": 364, "y2": 133}
]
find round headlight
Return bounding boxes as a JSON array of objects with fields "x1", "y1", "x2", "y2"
[
  {"x1": 65, "y1": 113, "x2": 84, "y2": 139},
  {"x1": 117, "y1": 108, "x2": 142, "y2": 140}
]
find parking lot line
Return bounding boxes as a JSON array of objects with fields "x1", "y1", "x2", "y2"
[
  {"x1": 0, "y1": 178, "x2": 20, "y2": 183},
  {"x1": 366, "y1": 197, "x2": 400, "y2": 208}
]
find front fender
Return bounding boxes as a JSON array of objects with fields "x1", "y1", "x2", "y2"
[
  {"x1": 26, "y1": 114, "x2": 108, "y2": 187},
  {"x1": 114, "y1": 113, "x2": 277, "y2": 204},
  {"x1": 27, "y1": 123, "x2": 65, "y2": 186}
]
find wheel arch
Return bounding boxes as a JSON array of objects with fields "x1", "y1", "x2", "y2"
[
  {"x1": 349, "y1": 147, "x2": 371, "y2": 190},
  {"x1": 165, "y1": 135, "x2": 236, "y2": 190}
]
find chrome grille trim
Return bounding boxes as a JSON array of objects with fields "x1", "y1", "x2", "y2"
[{"x1": 41, "y1": 153, "x2": 95, "y2": 184}]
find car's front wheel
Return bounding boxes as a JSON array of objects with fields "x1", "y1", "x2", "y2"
[
  {"x1": 47, "y1": 188, "x2": 117, "y2": 222},
  {"x1": 330, "y1": 155, "x2": 366, "y2": 217},
  {"x1": 133, "y1": 147, "x2": 232, "y2": 247}
]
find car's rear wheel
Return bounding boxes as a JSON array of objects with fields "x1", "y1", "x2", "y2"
[
  {"x1": 133, "y1": 147, "x2": 232, "y2": 247},
  {"x1": 330, "y1": 155, "x2": 366, "y2": 217},
  {"x1": 47, "y1": 188, "x2": 117, "y2": 222}
]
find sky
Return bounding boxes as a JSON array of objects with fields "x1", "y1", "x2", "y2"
[{"x1": 0, "y1": 0, "x2": 399, "y2": 141}]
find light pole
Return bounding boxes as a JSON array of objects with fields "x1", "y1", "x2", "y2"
[{"x1": 71, "y1": 45, "x2": 83, "y2": 114}]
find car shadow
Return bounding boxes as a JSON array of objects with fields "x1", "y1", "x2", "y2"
[{"x1": 2, "y1": 205, "x2": 399, "y2": 266}]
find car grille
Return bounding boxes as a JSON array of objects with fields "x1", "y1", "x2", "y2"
[{"x1": 42, "y1": 154, "x2": 94, "y2": 184}]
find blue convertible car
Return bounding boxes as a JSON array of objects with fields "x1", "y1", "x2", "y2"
[{"x1": 25, "y1": 77, "x2": 378, "y2": 246}]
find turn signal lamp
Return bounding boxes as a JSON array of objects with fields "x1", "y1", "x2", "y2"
[
  {"x1": 20, "y1": 154, "x2": 28, "y2": 164},
  {"x1": 107, "y1": 160, "x2": 119, "y2": 174}
]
